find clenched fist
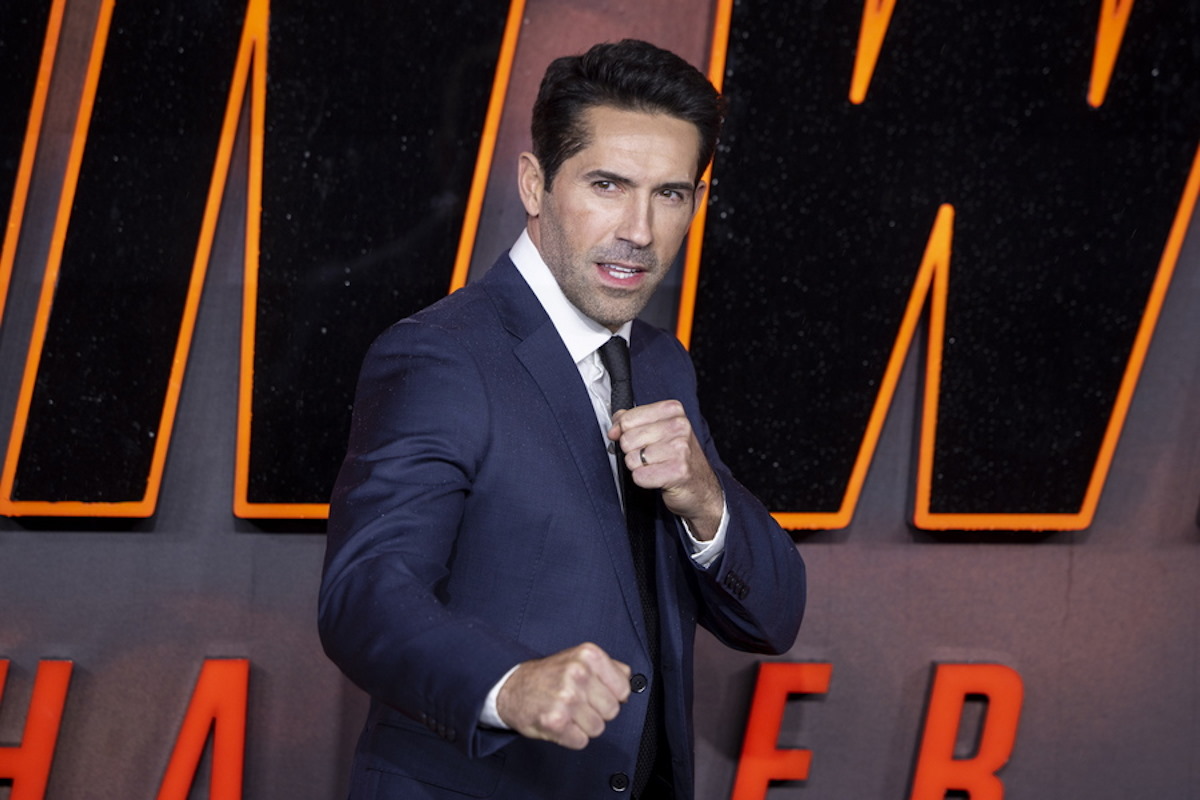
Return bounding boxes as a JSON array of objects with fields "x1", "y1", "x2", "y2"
[{"x1": 497, "y1": 642, "x2": 632, "y2": 749}]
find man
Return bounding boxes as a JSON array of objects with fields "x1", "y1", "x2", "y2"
[{"x1": 319, "y1": 39, "x2": 805, "y2": 799}]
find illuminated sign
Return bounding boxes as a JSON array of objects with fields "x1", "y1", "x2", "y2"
[
  {"x1": 731, "y1": 661, "x2": 1023, "y2": 799},
  {"x1": 2, "y1": 657, "x2": 1024, "y2": 799},
  {"x1": 0, "y1": 658, "x2": 246, "y2": 800},
  {"x1": 0, "y1": 4, "x2": 1197, "y2": 527},
  {"x1": 688, "y1": 0, "x2": 1200, "y2": 530}
]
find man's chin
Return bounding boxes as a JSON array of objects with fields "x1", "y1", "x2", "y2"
[{"x1": 591, "y1": 300, "x2": 654, "y2": 329}]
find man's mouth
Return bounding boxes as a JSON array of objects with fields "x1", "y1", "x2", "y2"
[{"x1": 598, "y1": 262, "x2": 644, "y2": 281}]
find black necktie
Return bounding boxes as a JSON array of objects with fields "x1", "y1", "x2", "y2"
[
  {"x1": 597, "y1": 336, "x2": 655, "y2": 610},
  {"x1": 598, "y1": 335, "x2": 666, "y2": 797}
]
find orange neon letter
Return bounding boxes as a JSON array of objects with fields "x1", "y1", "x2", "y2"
[
  {"x1": 849, "y1": 0, "x2": 899, "y2": 104},
  {"x1": 0, "y1": 0, "x2": 67, "y2": 327},
  {"x1": 909, "y1": 663, "x2": 1024, "y2": 800},
  {"x1": 0, "y1": 660, "x2": 73, "y2": 800},
  {"x1": 156, "y1": 658, "x2": 249, "y2": 800},
  {"x1": 1088, "y1": 0, "x2": 1136, "y2": 108},
  {"x1": 731, "y1": 662, "x2": 832, "y2": 799}
]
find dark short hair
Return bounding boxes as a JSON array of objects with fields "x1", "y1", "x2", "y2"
[{"x1": 531, "y1": 39, "x2": 726, "y2": 189}]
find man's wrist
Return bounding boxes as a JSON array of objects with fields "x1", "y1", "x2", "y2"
[
  {"x1": 683, "y1": 499, "x2": 729, "y2": 568},
  {"x1": 480, "y1": 664, "x2": 520, "y2": 729}
]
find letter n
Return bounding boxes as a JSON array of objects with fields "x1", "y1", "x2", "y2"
[
  {"x1": 731, "y1": 662, "x2": 832, "y2": 799},
  {"x1": 156, "y1": 658, "x2": 249, "y2": 800},
  {"x1": 0, "y1": 659, "x2": 73, "y2": 800},
  {"x1": 909, "y1": 663, "x2": 1024, "y2": 800}
]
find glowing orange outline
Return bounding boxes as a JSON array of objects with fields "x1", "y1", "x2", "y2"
[
  {"x1": 231, "y1": 0, "x2": 285, "y2": 518},
  {"x1": 675, "y1": 0, "x2": 733, "y2": 348},
  {"x1": 1, "y1": 0, "x2": 121, "y2": 516},
  {"x1": 449, "y1": 0, "x2": 528, "y2": 293},
  {"x1": 0, "y1": 0, "x2": 67, "y2": 327},
  {"x1": 916, "y1": 143, "x2": 1200, "y2": 530},
  {"x1": 794, "y1": 203, "x2": 953, "y2": 532},
  {"x1": 850, "y1": 0, "x2": 898, "y2": 105},
  {"x1": 3, "y1": 3, "x2": 1192, "y2": 528},
  {"x1": 235, "y1": 0, "x2": 527, "y2": 518},
  {"x1": 0, "y1": 0, "x2": 268, "y2": 518},
  {"x1": 1089, "y1": 0, "x2": 1135, "y2": 108},
  {"x1": 680, "y1": 4, "x2": 1200, "y2": 531},
  {"x1": 851, "y1": 0, "x2": 1135, "y2": 108}
]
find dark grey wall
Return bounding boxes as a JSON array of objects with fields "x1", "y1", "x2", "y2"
[{"x1": 2, "y1": 1, "x2": 1198, "y2": 798}]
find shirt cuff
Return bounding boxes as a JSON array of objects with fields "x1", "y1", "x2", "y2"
[
  {"x1": 479, "y1": 664, "x2": 521, "y2": 729},
  {"x1": 682, "y1": 500, "x2": 729, "y2": 568}
]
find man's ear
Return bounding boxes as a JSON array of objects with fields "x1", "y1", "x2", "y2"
[
  {"x1": 691, "y1": 180, "x2": 708, "y2": 219},
  {"x1": 517, "y1": 152, "x2": 545, "y2": 217}
]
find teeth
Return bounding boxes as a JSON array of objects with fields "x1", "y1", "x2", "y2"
[{"x1": 603, "y1": 264, "x2": 639, "y2": 279}]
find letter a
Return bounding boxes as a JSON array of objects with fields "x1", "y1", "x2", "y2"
[{"x1": 156, "y1": 659, "x2": 249, "y2": 800}]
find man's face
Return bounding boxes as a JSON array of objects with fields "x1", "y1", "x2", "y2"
[{"x1": 519, "y1": 105, "x2": 708, "y2": 331}]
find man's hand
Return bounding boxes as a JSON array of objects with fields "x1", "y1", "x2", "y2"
[
  {"x1": 496, "y1": 642, "x2": 632, "y2": 749},
  {"x1": 609, "y1": 400, "x2": 725, "y2": 540}
]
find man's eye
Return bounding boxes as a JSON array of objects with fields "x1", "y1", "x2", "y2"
[{"x1": 594, "y1": 180, "x2": 614, "y2": 191}]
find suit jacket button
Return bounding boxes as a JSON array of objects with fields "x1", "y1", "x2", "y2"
[
  {"x1": 609, "y1": 772, "x2": 629, "y2": 792},
  {"x1": 630, "y1": 673, "x2": 648, "y2": 693}
]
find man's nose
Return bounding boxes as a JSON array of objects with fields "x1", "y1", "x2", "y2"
[{"x1": 616, "y1": 196, "x2": 653, "y2": 247}]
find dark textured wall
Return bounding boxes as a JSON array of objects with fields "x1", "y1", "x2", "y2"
[{"x1": 1, "y1": 1, "x2": 1198, "y2": 797}]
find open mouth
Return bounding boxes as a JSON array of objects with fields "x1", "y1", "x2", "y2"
[{"x1": 599, "y1": 262, "x2": 644, "y2": 281}]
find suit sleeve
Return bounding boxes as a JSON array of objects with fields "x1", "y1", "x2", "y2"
[
  {"x1": 665, "y1": 337, "x2": 807, "y2": 655},
  {"x1": 689, "y1": 463, "x2": 807, "y2": 655},
  {"x1": 317, "y1": 319, "x2": 533, "y2": 758}
]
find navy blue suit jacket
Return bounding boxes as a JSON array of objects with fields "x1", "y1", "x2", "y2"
[{"x1": 319, "y1": 256, "x2": 806, "y2": 798}]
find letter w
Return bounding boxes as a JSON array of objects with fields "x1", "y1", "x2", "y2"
[{"x1": 683, "y1": 0, "x2": 1200, "y2": 530}]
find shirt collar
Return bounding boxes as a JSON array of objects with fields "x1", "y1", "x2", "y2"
[{"x1": 510, "y1": 229, "x2": 632, "y2": 364}]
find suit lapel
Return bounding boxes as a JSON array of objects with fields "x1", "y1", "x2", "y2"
[
  {"x1": 628, "y1": 321, "x2": 673, "y2": 406},
  {"x1": 627, "y1": 321, "x2": 688, "y2": 664},
  {"x1": 480, "y1": 258, "x2": 652, "y2": 652}
]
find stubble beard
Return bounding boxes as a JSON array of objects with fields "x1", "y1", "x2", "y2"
[{"x1": 538, "y1": 217, "x2": 667, "y2": 330}]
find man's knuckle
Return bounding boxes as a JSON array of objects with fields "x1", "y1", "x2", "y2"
[
  {"x1": 577, "y1": 642, "x2": 604, "y2": 662},
  {"x1": 562, "y1": 660, "x2": 590, "y2": 684},
  {"x1": 539, "y1": 707, "x2": 569, "y2": 733}
]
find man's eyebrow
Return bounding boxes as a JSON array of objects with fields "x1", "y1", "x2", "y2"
[
  {"x1": 657, "y1": 180, "x2": 697, "y2": 195},
  {"x1": 582, "y1": 169, "x2": 695, "y2": 194},
  {"x1": 583, "y1": 169, "x2": 634, "y2": 186}
]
